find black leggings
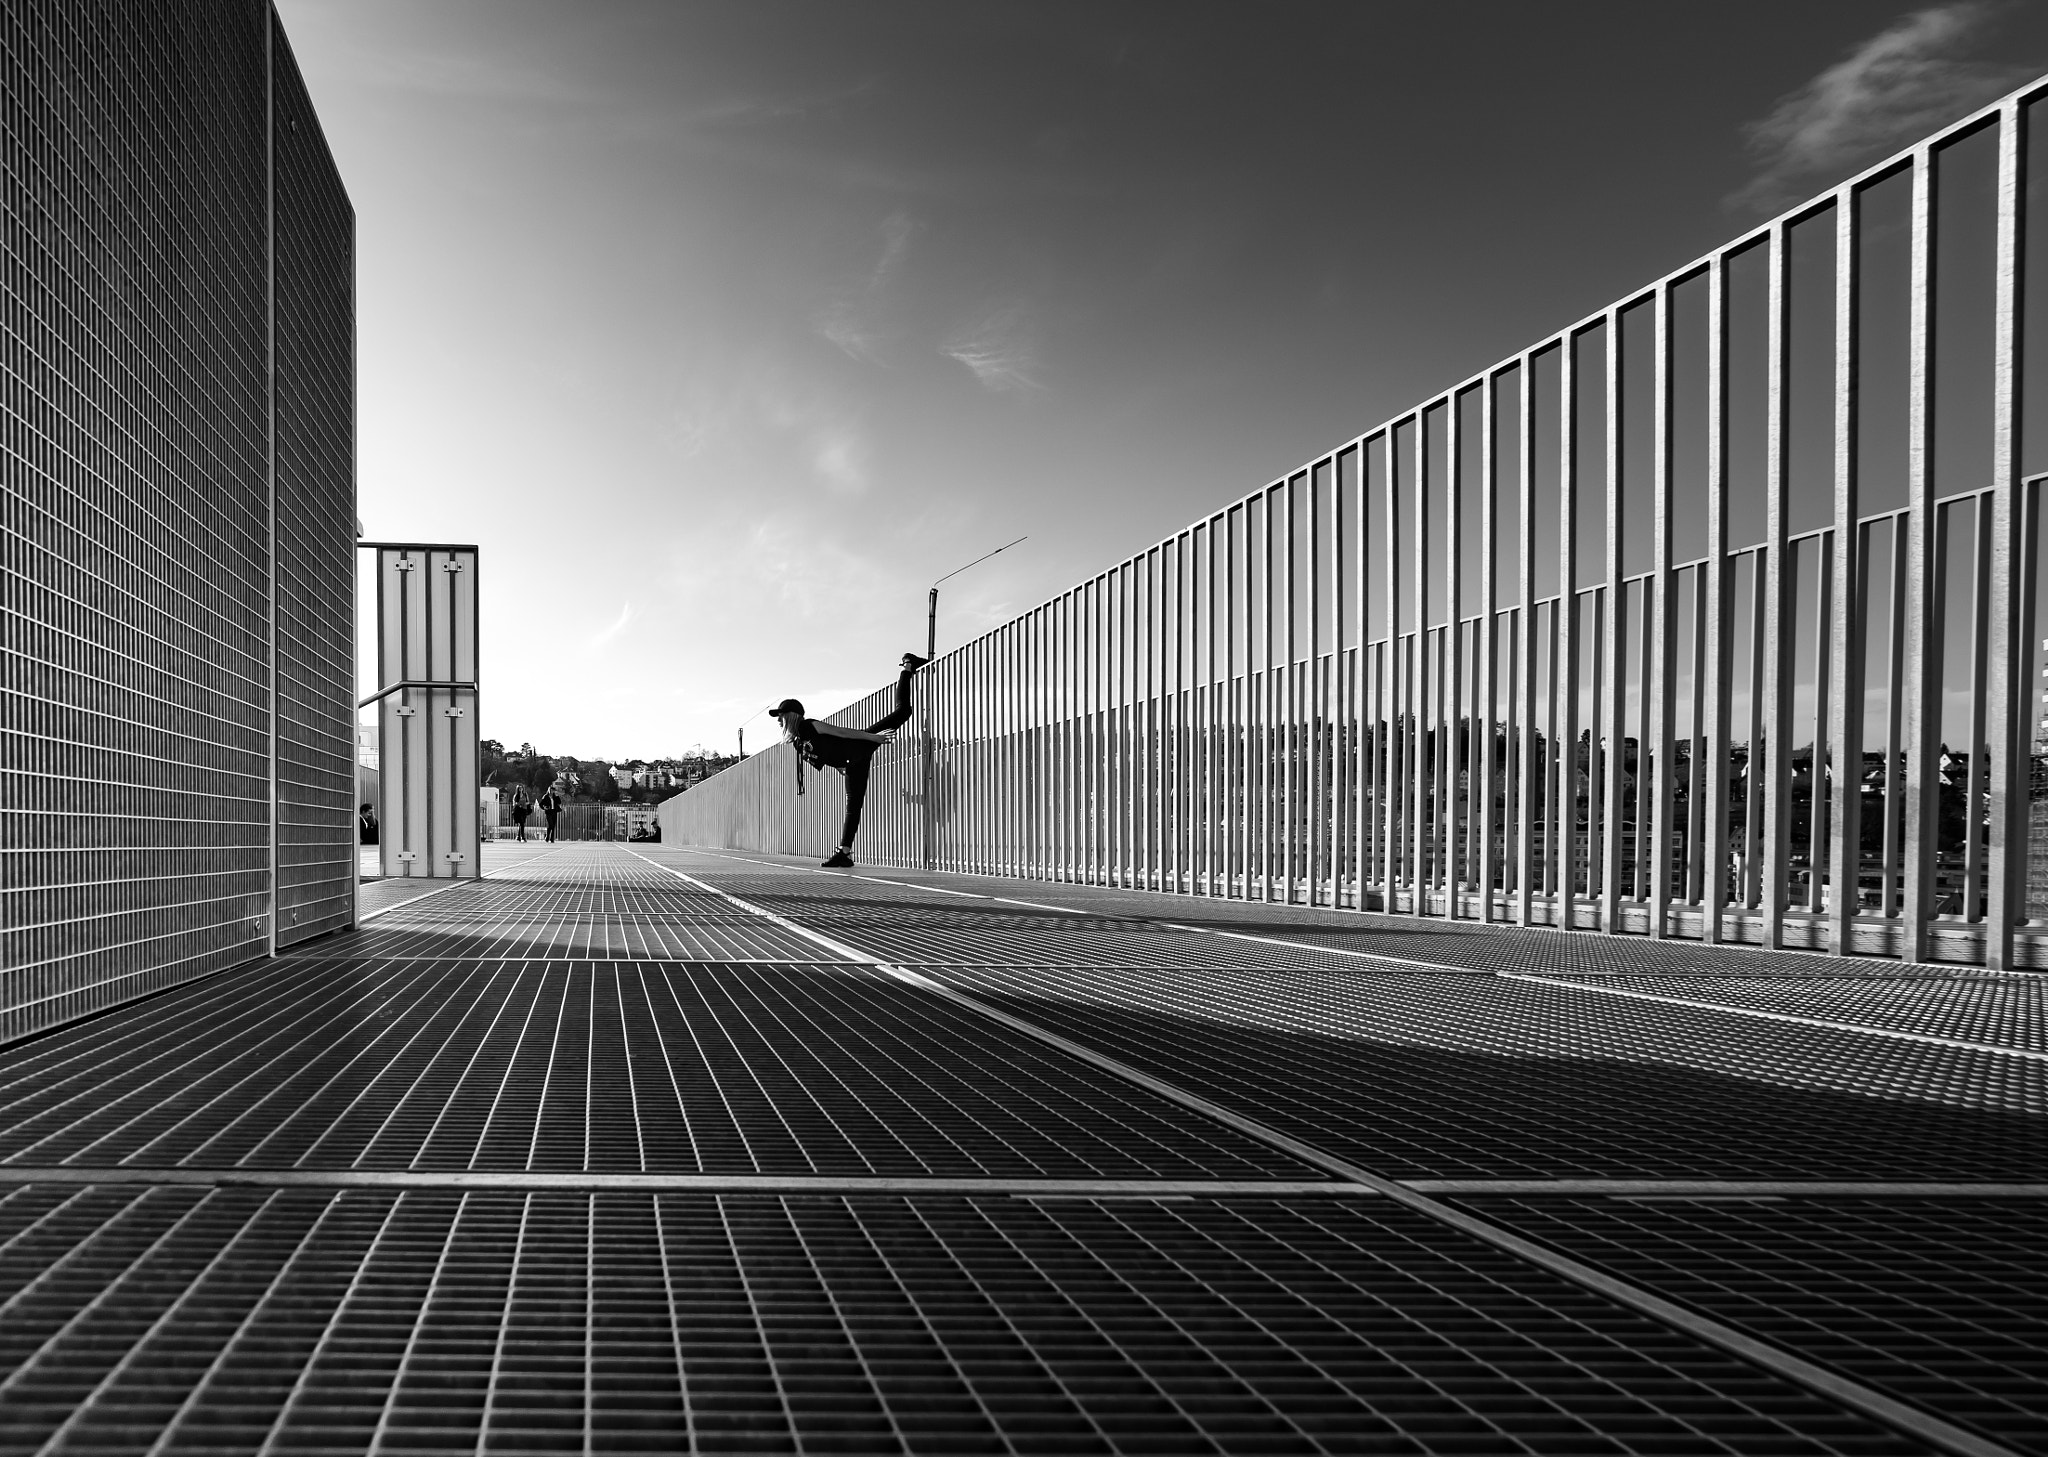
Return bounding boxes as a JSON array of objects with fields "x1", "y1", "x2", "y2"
[{"x1": 838, "y1": 667, "x2": 916, "y2": 849}]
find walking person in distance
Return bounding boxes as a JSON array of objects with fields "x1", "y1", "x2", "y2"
[
  {"x1": 538, "y1": 781, "x2": 565, "y2": 843},
  {"x1": 510, "y1": 786, "x2": 533, "y2": 842},
  {"x1": 770, "y1": 653, "x2": 926, "y2": 869}
]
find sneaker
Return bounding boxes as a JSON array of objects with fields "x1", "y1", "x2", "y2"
[
  {"x1": 821, "y1": 849, "x2": 855, "y2": 869},
  {"x1": 900, "y1": 652, "x2": 928, "y2": 672}
]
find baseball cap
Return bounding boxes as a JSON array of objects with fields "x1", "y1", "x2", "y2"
[{"x1": 771, "y1": 698, "x2": 805, "y2": 718}]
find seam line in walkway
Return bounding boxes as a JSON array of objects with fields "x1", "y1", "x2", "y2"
[
  {"x1": 631, "y1": 848, "x2": 2020, "y2": 1457},
  {"x1": 683, "y1": 848, "x2": 2045, "y2": 1061},
  {"x1": 0, "y1": 1170, "x2": 1359, "y2": 1195}
]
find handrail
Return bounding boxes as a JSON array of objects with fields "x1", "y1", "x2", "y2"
[{"x1": 357, "y1": 680, "x2": 478, "y2": 709}]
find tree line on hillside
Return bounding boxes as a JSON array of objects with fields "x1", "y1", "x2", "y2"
[{"x1": 480, "y1": 740, "x2": 745, "y2": 804}]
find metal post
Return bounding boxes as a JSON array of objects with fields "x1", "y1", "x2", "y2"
[
  {"x1": 1904, "y1": 146, "x2": 1938, "y2": 962},
  {"x1": 1985, "y1": 101, "x2": 2025, "y2": 968},
  {"x1": 1602, "y1": 309, "x2": 1626, "y2": 932},
  {"x1": 1649, "y1": 281, "x2": 1677, "y2": 936}
]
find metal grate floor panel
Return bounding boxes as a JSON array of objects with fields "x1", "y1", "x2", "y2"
[
  {"x1": 907, "y1": 962, "x2": 2048, "y2": 1180},
  {"x1": 0, "y1": 1186, "x2": 1928, "y2": 1456},
  {"x1": 1459, "y1": 1195, "x2": 2048, "y2": 1453},
  {"x1": 7, "y1": 843, "x2": 2034, "y2": 1450},
  {"x1": 0, "y1": 957, "x2": 1313, "y2": 1180}
]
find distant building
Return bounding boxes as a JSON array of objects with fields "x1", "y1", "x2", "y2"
[
  {"x1": 605, "y1": 806, "x2": 660, "y2": 840},
  {"x1": 357, "y1": 723, "x2": 379, "y2": 771}
]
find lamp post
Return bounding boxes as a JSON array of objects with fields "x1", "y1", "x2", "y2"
[
  {"x1": 736, "y1": 704, "x2": 768, "y2": 758},
  {"x1": 921, "y1": 536, "x2": 1026, "y2": 869},
  {"x1": 928, "y1": 536, "x2": 1027, "y2": 660}
]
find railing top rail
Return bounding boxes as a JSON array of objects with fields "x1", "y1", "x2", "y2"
[{"x1": 957, "y1": 69, "x2": 2048, "y2": 649}]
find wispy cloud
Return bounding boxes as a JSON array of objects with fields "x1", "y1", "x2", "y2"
[
  {"x1": 1730, "y1": 3, "x2": 2034, "y2": 212},
  {"x1": 689, "y1": 78, "x2": 879, "y2": 131},
  {"x1": 589, "y1": 602, "x2": 634, "y2": 647},
  {"x1": 941, "y1": 302, "x2": 1042, "y2": 393},
  {"x1": 815, "y1": 211, "x2": 922, "y2": 364}
]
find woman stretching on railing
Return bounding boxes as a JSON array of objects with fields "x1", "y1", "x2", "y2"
[{"x1": 769, "y1": 653, "x2": 926, "y2": 868}]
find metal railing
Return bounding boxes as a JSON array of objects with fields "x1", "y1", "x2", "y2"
[{"x1": 667, "y1": 75, "x2": 2048, "y2": 969}]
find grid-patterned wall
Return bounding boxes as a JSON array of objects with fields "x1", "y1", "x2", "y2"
[
  {"x1": 271, "y1": 19, "x2": 355, "y2": 947},
  {"x1": 0, "y1": 1, "x2": 354, "y2": 1036},
  {"x1": 670, "y1": 77, "x2": 2048, "y2": 971}
]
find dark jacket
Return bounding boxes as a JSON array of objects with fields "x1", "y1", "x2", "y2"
[{"x1": 790, "y1": 719, "x2": 888, "y2": 794}]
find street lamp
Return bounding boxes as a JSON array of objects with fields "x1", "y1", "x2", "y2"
[
  {"x1": 736, "y1": 704, "x2": 769, "y2": 758},
  {"x1": 928, "y1": 535, "x2": 1027, "y2": 659},
  {"x1": 919, "y1": 536, "x2": 1025, "y2": 871}
]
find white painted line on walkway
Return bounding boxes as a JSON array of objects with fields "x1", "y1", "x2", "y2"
[
  {"x1": 671, "y1": 847, "x2": 2046, "y2": 1062},
  {"x1": 624, "y1": 848, "x2": 2022, "y2": 1457},
  {"x1": 1499, "y1": 973, "x2": 2048, "y2": 1063},
  {"x1": 1406, "y1": 1179, "x2": 2048, "y2": 1197}
]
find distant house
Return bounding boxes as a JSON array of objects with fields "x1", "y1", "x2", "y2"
[{"x1": 604, "y1": 806, "x2": 660, "y2": 840}]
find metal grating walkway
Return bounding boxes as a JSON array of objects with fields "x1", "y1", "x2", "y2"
[{"x1": 1, "y1": 843, "x2": 2040, "y2": 1455}]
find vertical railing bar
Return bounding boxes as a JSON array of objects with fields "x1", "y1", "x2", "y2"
[
  {"x1": 1284, "y1": 480, "x2": 1299, "y2": 902},
  {"x1": 1448, "y1": 399, "x2": 1467, "y2": 915},
  {"x1": 1884, "y1": 528, "x2": 1907, "y2": 918},
  {"x1": 1828, "y1": 186, "x2": 1864, "y2": 952},
  {"x1": 1394, "y1": 469, "x2": 1408, "y2": 911},
  {"x1": 1098, "y1": 573, "x2": 1110, "y2": 885},
  {"x1": 1385, "y1": 435, "x2": 1403, "y2": 910},
  {"x1": 2017, "y1": 480, "x2": 2043, "y2": 940},
  {"x1": 1177, "y1": 528, "x2": 1190, "y2": 895},
  {"x1": 1965, "y1": 497, "x2": 1992, "y2": 922},
  {"x1": 1324, "y1": 468, "x2": 1337, "y2": 905},
  {"x1": 1001, "y1": 618, "x2": 1014, "y2": 878},
  {"x1": 1142, "y1": 549, "x2": 1155, "y2": 891},
  {"x1": 1329, "y1": 462, "x2": 1345, "y2": 908},
  {"x1": 1036, "y1": 603, "x2": 1048, "y2": 878},
  {"x1": 1064, "y1": 589, "x2": 1076, "y2": 882},
  {"x1": 1811, "y1": 537, "x2": 1835, "y2": 915},
  {"x1": 1687, "y1": 565, "x2": 1708, "y2": 906},
  {"x1": 1230, "y1": 505, "x2": 1243, "y2": 898},
  {"x1": 985, "y1": 625, "x2": 997, "y2": 878},
  {"x1": 1984, "y1": 99, "x2": 2024, "y2": 967},
  {"x1": 1559, "y1": 337, "x2": 1580, "y2": 928},
  {"x1": 1705, "y1": 254, "x2": 1733, "y2": 943},
  {"x1": 1761, "y1": 219, "x2": 1793, "y2": 948},
  {"x1": 1152, "y1": 546, "x2": 1165, "y2": 893},
  {"x1": 1306, "y1": 470, "x2": 1322, "y2": 903},
  {"x1": 1077, "y1": 581, "x2": 1088, "y2": 883},
  {"x1": 1412, "y1": 418, "x2": 1430, "y2": 913},
  {"x1": 1103, "y1": 571, "x2": 1116, "y2": 886},
  {"x1": 1636, "y1": 574, "x2": 1654, "y2": 905},
  {"x1": 995, "y1": 621, "x2": 1007, "y2": 877},
  {"x1": 1207, "y1": 516, "x2": 1220, "y2": 895},
  {"x1": 1904, "y1": 145, "x2": 1938, "y2": 961},
  {"x1": 1517, "y1": 360, "x2": 1539, "y2": 925},
  {"x1": 1479, "y1": 379, "x2": 1499, "y2": 919},
  {"x1": 1743, "y1": 556, "x2": 1764, "y2": 909},
  {"x1": 1355, "y1": 443, "x2": 1372, "y2": 910},
  {"x1": 1602, "y1": 308, "x2": 1626, "y2": 930},
  {"x1": 1253, "y1": 489, "x2": 1269, "y2": 901}
]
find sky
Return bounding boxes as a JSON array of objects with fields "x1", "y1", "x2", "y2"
[{"x1": 272, "y1": 0, "x2": 2048, "y2": 760}]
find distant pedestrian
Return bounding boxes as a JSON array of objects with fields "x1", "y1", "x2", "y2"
[
  {"x1": 770, "y1": 652, "x2": 926, "y2": 869},
  {"x1": 539, "y1": 783, "x2": 564, "y2": 843},
  {"x1": 511, "y1": 787, "x2": 533, "y2": 842},
  {"x1": 358, "y1": 802, "x2": 378, "y2": 845}
]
